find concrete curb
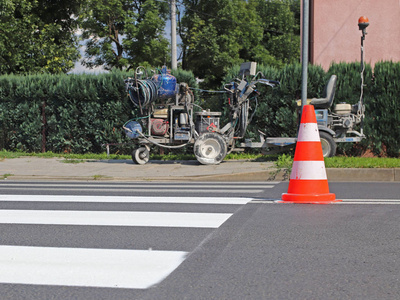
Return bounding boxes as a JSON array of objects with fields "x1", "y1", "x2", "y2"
[
  {"x1": 327, "y1": 168, "x2": 400, "y2": 182},
  {"x1": 3, "y1": 168, "x2": 400, "y2": 182},
  {"x1": 1, "y1": 157, "x2": 399, "y2": 182}
]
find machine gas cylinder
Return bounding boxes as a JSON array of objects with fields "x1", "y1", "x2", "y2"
[
  {"x1": 152, "y1": 66, "x2": 177, "y2": 99},
  {"x1": 124, "y1": 121, "x2": 142, "y2": 139}
]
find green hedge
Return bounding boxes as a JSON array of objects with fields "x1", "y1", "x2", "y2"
[
  {"x1": 369, "y1": 61, "x2": 400, "y2": 156},
  {"x1": 0, "y1": 72, "x2": 129, "y2": 153},
  {"x1": 0, "y1": 69, "x2": 197, "y2": 154},
  {"x1": 1, "y1": 62, "x2": 399, "y2": 157}
]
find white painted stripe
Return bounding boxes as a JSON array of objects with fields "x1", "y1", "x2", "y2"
[
  {"x1": 340, "y1": 199, "x2": 400, "y2": 205},
  {"x1": 248, "y1": 199, "x2": 400, "y2": 205},
  {"x1": 0, "y1": 183, "x2": 276, "y2": 189},
  {"x1": 249, "y1": 199, "x2": 400, "y2": 205},
  {"x1": 340, "y1": 202, "x2": 400, "y2": 205},
  {"x1": 0, "y1": 188, "x2": 265, "y2": 194},
  {"x1": 297, "y1": 123, "x2": 320, "y2": 142},
  {"x1": 249, "y1": 200, "x2": 276, "y2": 204},
  {"x1": 0, "y1": 245, "x2": 187, "y2": 289},
  {"x1": 0, "y1": 210, "x2": 232, "y2": 228},
  {"x1": 290, "y1": 161, "x2": 327, "y2": 180},
  {"x1": 342, "y1": 199, "x2": 400, "y2": 202},
  {"x1": 0, "y1": 195, "x2": 253, "y2": 205}
]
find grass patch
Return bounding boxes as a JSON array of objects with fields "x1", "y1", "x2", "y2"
[
  {"x1": 1, "y1": 173, "x2": 13, "y2": 179},
  {"x1": 0, "y1": 150, "x2": 29, "y2": 159},
  {"x1": 61, "y1": 159, "x2": 87, "y2": 164},
  {"x1": 268, "y1": 154, "x2": 293, "y2": 180},
  {"x1": 93, "y1": 175, "x2": 111, "y2": 180},
  {"x1": 324, "y1": 156, "x2": 400, "y2": 168},
  {"x1": 0, "y1": 150, "x2": 130, "y2": 160},
  {"x1": 264, "y1": 155, "x2": 400, "y2": 169}
]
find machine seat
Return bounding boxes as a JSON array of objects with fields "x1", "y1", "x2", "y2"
[{"x1": 309, "y1": 75, "x2": 337, "y2": 109}]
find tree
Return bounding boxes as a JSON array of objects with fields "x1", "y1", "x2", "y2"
[
  {"x1": 79, "y1": 0, "x2": 169, "y2": 71},
  {"x1": 179, "y1": 0, "x2": 300, "y2": 88},
  {"x1": 180, "y1": 0, "x2": 265, "y2": 87},
  {"x1": 255, "y1": 0, "x2": 300, "y2": 65},
  {"x1": 0, "y1": 0, "x2": 81, "y2": 75}
]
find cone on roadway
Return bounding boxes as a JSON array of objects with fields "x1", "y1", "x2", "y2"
[{"x1": 281, "y1": 105, "x2": 339, "y2": 204}]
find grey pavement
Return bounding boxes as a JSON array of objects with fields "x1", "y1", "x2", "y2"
[
  {"x1": 1, "y1": 157, "x2": 399, "y2": 181},
  {"x1": 143, "y1": 202, "x2": 400, "y2": 300}
]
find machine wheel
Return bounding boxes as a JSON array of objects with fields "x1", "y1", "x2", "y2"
[
  {"x1": 132, "y1": 147, "x2": 150, "y2": 165},
  {"x1": 194, "y1": 133, "x2": 227, "y2": 165},
  {"x1": 319, "y1": 131, "x2": 337, "y2": 157}
]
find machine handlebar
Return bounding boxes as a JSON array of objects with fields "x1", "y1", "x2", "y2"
[{"x1": 255, "y1": 79, "x2": 280, "y2": 87}]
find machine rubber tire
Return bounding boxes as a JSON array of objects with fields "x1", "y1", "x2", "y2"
[
  {"x1": 194, "y1": 132, "x2": 227, "y2": 165},
  {"x1": 132, "y1": 147, "x2": 150, "y2": 165},
  {"x1": 319, "y1": 131, "x2": 337, "y2": 157}
]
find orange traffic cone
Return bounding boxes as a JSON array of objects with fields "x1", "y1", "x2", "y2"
[{"x1": 281, "y1": 105, "x2": 339, "y2": 204}]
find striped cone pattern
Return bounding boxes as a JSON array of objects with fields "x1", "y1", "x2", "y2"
[{"x1": 281, "y1": 105, "x2": 338, "y2": 204}]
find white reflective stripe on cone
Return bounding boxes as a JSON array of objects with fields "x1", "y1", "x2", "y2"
[
  {"x1": 297, "y1": 123, "x2": 320, "y2": 142},
  {"x1": 290, "y1": 161, "x2": 327, "y2": 180}
]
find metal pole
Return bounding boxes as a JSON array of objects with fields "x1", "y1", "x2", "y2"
[
  {"x1": 359, "y1": 23, "x2": 368, "y2": 135},
  {"x1": 357, "y1": 16, "x2": 369, "y2": 136},
  {"x1": 171, "y1": 0, "x2": 177, "y2": 70},
  {"x1": 360, "y1": 34, "x2": 364, "y2": 72},
  {"x1": 301, "y1": 0, "x2": 309, "y2": 111}
]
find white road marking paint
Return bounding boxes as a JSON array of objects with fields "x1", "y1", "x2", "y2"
[
  {"x1": 0, "y1": 188, "x2": 266, "y2": 193},
  {"x1": 0, "y1": 194, "x2": 247, "y2": 290},
  {"x1": 0, "y1": 245, "x2": 187, "y2": 289},
  {"x1": 250, "y1": 199, "x2": 400, "y2": 205},
  {"x1": 0, "y1": 183, "x2": 277, "y2": 189},
  {"x1": 0, "y1": 210, "x2": 232, "y2": 228},
  {"x1": 0, "y1": 195, "x2": 253, "y2": 204},
  {"x1": 340, "y1": 199, "x2": 400, "y2": 205}
]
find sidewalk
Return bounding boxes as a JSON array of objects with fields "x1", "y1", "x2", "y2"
[{"x1": 1, "y1": 157, "x2": 399, "y2": 181}]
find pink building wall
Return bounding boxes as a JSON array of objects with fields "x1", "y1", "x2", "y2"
[{"x1": 309, "y1": 0, "x2": 400, "y2": 70}]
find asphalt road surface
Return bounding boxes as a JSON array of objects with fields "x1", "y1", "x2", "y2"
[{"x1": 0, "y1": 181, "x2": 399, "y2": 300}]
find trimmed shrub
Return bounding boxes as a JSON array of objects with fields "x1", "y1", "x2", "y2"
[
  {"x1": 1, "y1": 62, "x2": 399, "y2": 157},
  {"x1": 369, "y1": 61, "x2": 400, "y2": 157},
  {"x1": 0, "y1": 69, "x2": 198, "y2": 154}
]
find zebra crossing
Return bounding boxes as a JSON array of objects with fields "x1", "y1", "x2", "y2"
[{"x1": 0, "y1": 191, "x2": 254, "y2": 290}]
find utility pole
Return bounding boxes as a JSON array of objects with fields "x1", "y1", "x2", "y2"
[
  {"x1": 301, "y1": 0, "x2": 309, "y2": 111},
  {"x1": 171, "y1": 0, "x2": 177, "y2": 70}
]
